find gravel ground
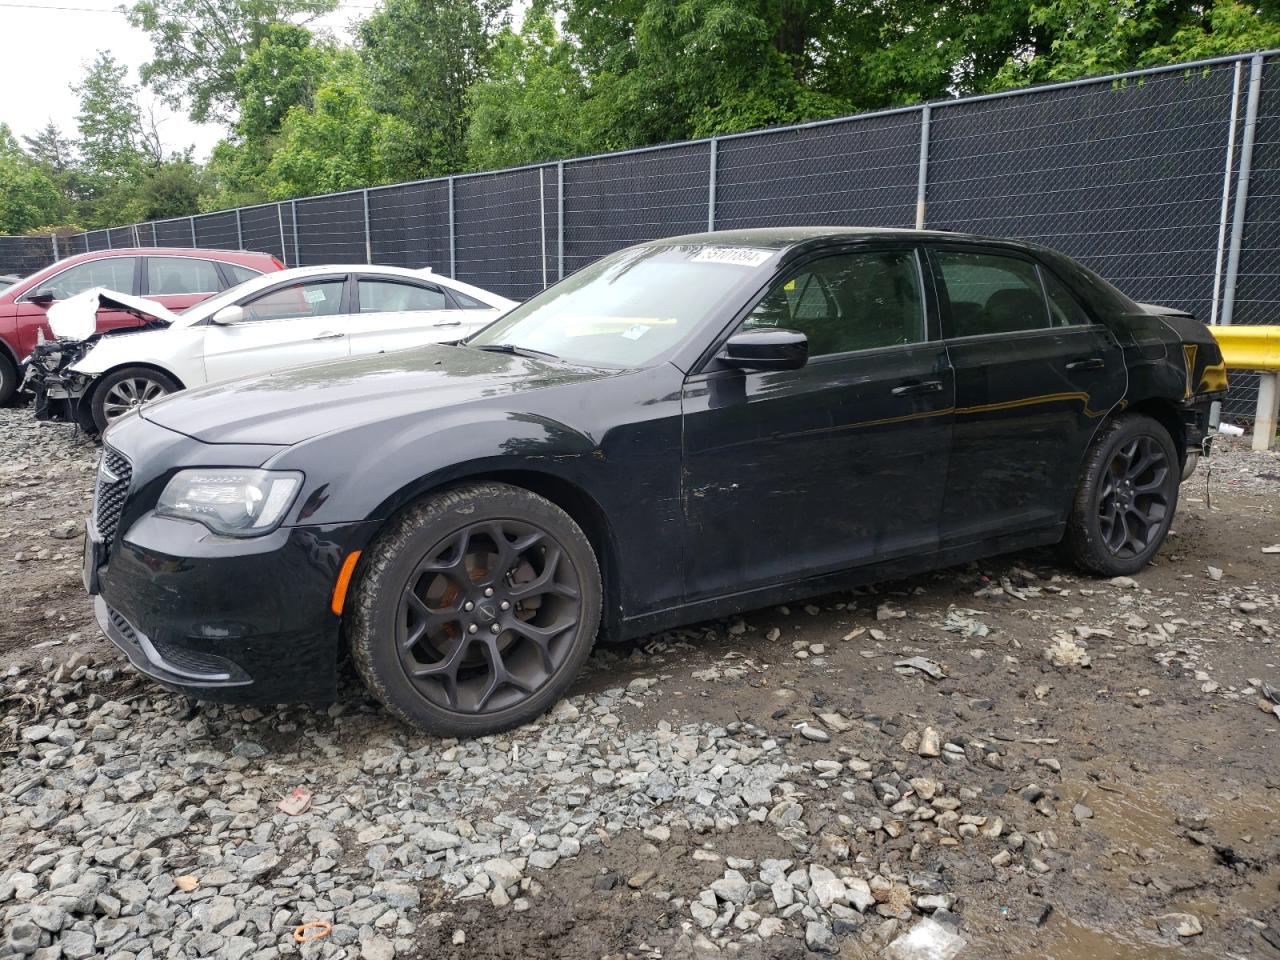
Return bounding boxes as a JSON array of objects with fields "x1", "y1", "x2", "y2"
[{"x1": 1, "y1": 406, "x2": 1278, "y2": 960}]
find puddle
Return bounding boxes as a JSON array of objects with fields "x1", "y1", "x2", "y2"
[
  {"x1": 1006, "y1": 915, "x2": 1185, "y2": 960},
  {"x1": 1006, "y1": 915, "x2": 1186, "y2": 960}
]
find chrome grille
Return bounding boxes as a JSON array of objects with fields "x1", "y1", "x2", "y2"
[{"x1": 94, "y1": 447, "x2": 132, "y2": 543}]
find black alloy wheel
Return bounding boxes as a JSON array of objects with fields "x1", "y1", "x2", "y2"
[
  {"x1": 1096, "y1": 434, "x2": 1171, "y2": 559},
  {"x1": 350, "y1": 483, "x2": 601, "y2": 736},
  {"x1": 396, "y1": 518, "x2": 582, "y2": 714},
  {"x1": 1065, "y1": 414, "x2": 1180, "y2": 576}
]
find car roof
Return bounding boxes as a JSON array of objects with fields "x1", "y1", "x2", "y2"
[
  {"x1": 54, "y1": 247, "x2": 279, "y2": 263},
  {"x1": 650, "y1": 226, "x2": 1008, "y2": 250}
]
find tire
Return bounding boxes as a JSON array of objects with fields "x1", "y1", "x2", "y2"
[
  {"x1": 349, "y1": 482, "x2": 601, "y2": 737},
  {"x1": 90, "y1": 366, "x2": 180, "y2": 434},
  {"x1": 1064, "y1": 414, "x2": 1180, "y2": 576},
  {"x1": 0, "y1": 351, "x2": 18, "y2": 407}
]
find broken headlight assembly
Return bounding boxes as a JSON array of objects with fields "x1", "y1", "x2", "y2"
[{"x1": 155, "y1": 469, "x2": 304, "y2": 537}]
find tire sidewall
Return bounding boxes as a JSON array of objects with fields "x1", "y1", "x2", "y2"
[
  {"x1": 1073, "y1": 416, "x2": 1180, "y2": 575},
  {"x1": 0, "y1": 352, "x2": 17, "y2": 407},
  {"x1": 352, "y1": 484, "x2": 602, "y2": 737}
]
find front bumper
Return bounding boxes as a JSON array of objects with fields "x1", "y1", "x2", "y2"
[{"x1": 92, "y1": 514, "x2": 378, "y2": 704}]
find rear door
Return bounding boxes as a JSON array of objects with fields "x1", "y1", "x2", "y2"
[
  {"x1": 201, "y1": 275, "x2": 352, "y2": 384},
  {"x1": 13, "y1": 256, "x2": 140, "y2": 353},
  {"x1": 143, "y1": 256, "x2": 228, "y2": 313},
  {"x1": 680, "y1": 245, "x2": 954, "y2": 600},
  {"x1": 928, "y1": 244, "x2": 1126, "y2": 547},
  {"x1": 345, "y1": 276, "x2": 485, "y2": 356}
]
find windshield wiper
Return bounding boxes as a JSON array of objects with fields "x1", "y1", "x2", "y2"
[{"x1": 473, "y1": 343, "x2": 560, "y2": 360}]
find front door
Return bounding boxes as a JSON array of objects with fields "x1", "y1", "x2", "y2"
[
  {"x1": 202, "y1": 275, "x2": 352, "y2": 384},
  {"x1": 681, "y1": 246, "x2": 954, "y2": 601},
  {"x1": 15, "y1": 256, "x2": 141, "y2": 354},
  {"x1": 928, "y1": 245, "x2": 1126, "y2": 547}
]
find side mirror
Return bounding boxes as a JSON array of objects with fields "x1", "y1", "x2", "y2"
[
  {"x1": 28, "y1": 290, "x2": 56, "y2": 306},
  {"x1": 211, "y1": 305, "x2": 245, "y2": 325},
  {"x1": 719, "y1": 328, "x2": 808, "y2": 371}
]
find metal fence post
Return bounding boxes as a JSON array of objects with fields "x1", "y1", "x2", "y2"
[
  {"x1": 277, "y1": 204, "x2": 287, "y2": 266},
  {"x1": 557, "y1": 161, "x2": 564, "y2": 281},
  {"x1": 1221, "y1": 53, "x2": 1265, "y2": 326},
  {"x1": 50, "y1": 233, "x2": 58, "y2": 263},
  {"x1": 189, "y1": 217, "x2": 197, "y2": 247},
  {"x1": 916, "y1": 104, "x2": 932, "y2": 230},
  {"x1": 708, "y1": 138, "x2": 718, "y2": 231},
  {"x1": 1211, "y1": 60, "x2": 1245, "y2": 325},
  {"x1": 235, "y1": 209, "x2": 244, "y2": 251},
  {"x1": 539, "y1": 167, "x2": 547, "y2": 289},
  {"x1": 363, "y1": 189, "x2": 372, "y2": 264},
  {"x1": 152, "y1": 223, "x2": 158, "y2": 247},
  {"x1": 447, "y1": 177, "x2": 456, "y2": 279},
  {"x1": 291, "y1": 201, "x2": 300, "y2": 268}
]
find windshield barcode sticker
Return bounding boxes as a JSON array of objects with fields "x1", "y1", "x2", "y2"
[{"x1": 691, "y1": 247, "x2": 773, "y2": 267}]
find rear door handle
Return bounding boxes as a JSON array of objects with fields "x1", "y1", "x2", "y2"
[
  {"x1": 312, "y1": 331, "x2": 343, "y2": 341},
  {"x1": 891, "y1": 379, "x2": 944, "y2": 396},
  {"x1": 1065, "y1": 357, "x2": 1105, "y2": 370},
  {"x1": 433, "y1": 320, "x2": 463, "y2": 327}
]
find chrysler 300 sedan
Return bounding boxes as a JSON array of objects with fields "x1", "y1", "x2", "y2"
[{"x1": 83, "y1": 228, "x2": 1228, "y2": 736}]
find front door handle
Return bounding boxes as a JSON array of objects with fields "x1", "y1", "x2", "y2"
[
  {"x1": 891, "y1": 379, "x2": 944, "y2": 397},
  {"x1": 1065, "y1": 357, "x2": 1105, "y2": 371},
  {"x1": 433, "y1": 320, "x2": 463, "y2": 327},
  {"x1": 312, "y1": 331, "x2": 343, "y2": 341}
]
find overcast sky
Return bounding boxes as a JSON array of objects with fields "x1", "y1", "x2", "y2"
[{"x1": 0, "y1": 1, "x2": 365, "y2": 161}]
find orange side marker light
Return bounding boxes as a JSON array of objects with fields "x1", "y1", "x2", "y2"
[{"x1": 330, "y1": 550, "x2": 362, "y2": 616}]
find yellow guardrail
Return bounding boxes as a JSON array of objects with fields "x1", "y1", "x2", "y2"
[
  {"x1": 1209, "y1": 324, "x2": 1280, "y2": 450},
  {"x1": 1210, "y1": 324, "x2": 1280, "y2": 370}
]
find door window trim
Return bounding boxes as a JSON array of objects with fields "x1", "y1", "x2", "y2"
[
  {"x1": 691, "y1": 243, "x2": 939, "y2": 376},
  {"x1": 926, "y1": 242, "x2": 1100, "y2": 342},
  {"x1": 208, "y1": 273, "x2": 353, "y2": 326}
]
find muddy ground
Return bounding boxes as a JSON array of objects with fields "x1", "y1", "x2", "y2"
[{"x1": 1, "y1": 405, "x2": 1278, "y2": 960}]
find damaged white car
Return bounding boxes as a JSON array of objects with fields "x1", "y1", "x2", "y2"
[{"x1": 24, "y1": 264, "x2": 515, "y2": 433}]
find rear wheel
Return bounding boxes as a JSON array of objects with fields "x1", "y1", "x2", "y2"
[
  {"x1": 90, "y1": 366, "x2": 179, "y2": 433},
  {"x1": 1065, "y1": 414, "x2": 1180, "y2": 576},
  {"x1": 0, "y1": 351, "x2": 18, "y2": 406},
  {"x1": 349, "y1": 483, "x2": 601, "y2": 737}
]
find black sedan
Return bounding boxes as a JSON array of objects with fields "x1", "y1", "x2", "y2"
[{"x1": 84, "y1": 228, "x2": 1228, "y2": 736}]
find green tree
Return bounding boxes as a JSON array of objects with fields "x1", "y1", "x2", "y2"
[
  {"x1": 466, "y1": 8, "x2": 601, "y2": 168},
  {"x1": 265, "y1": 58, "x2": 419, "y2": 196},
  {"x1": 74, "y1": 52, "x2": 145, "y2": 182},
  {"x1": 126, "y1": 0, "x2": 336, "y2": 124},
  {"x1": 0, "y1": 125, "x2": 68, "y2": 234},
  {"x1": 359, "y1": 0, "x2": 508, "y2": 177},
  {"x1": 22, "y1": 122, "x2": 74, "y2": 174}
]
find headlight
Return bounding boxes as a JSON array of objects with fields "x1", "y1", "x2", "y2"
[{"x1": 155, "y1": 469, "x2": 303, "y2": 537}]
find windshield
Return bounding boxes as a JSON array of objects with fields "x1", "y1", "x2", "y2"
[
  {"x1": 466, "y1": 243, "x2": 777, "y2": 367},
  {"x1": 179, "y1": 276, "x2": 263, "y2": 318}
]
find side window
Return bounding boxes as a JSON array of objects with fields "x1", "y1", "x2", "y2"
[
  {"x1": 241, "y1": 280, "x2": 345, "y2": 322},
  {"x1": 743, "y1": 250, "x2": 924, "y2": 357},
  {"x1": 935, "y1": 250, "x2": 1049, "y2": 337},
  {"x1": 28, "y1": 257, "x2": 137, "y2": 300},
  {"x1": 1041, "y1": 269, "x2": 1091, "y2": 327},
  {"x1": 224, "y1": 263, "x2": 264, "y2": 285},
  {"x1": 449, "y1": 289, "x2": 494, "y2": 310},
  {"x1": 147, "y1": 257, "x2": 222, "y2": 296},
  {"x1": 358, "y1": 280, "x2": 448, "y2": 313}
]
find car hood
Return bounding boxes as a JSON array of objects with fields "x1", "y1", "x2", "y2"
[
  {"x1": 48, "y1": 287, "x2": 180, "y2": 340},
  {"x1": 140, "y1": 344, "x2": 616, "y2": 445}
]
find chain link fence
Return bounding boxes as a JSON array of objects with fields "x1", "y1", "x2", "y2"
[{"x1": 3, "y1": 51, "x2": 1279, "y2": 416}]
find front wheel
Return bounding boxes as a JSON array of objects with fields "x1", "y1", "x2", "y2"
[
  {"x1": 1065, "y1": 414, "x2": 1180, "y2": 576},
  {"x1": 349, "y1": 483, "x2": 601, "y2": 737},
  {"x1": 0, "y1": 351, "x2": 18, "y2": 406},
  {"x1": 91, "y1": 366, "x2": 180, "y2": 433}
]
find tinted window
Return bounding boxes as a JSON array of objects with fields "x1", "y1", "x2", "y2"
[
  {"x1": 147, "y1": 256, "x2": 222, "y2": 295},
  {"x1": 936, "y1": 250, "x2": 1049, "y2": 337},
  {"x1": 450, "y1": 289, "x2": 493, "y2": 309},
  {"x1": 30, "y1": 257, "x2": 137, "y2": 300},
  {"x1": 743, "y1": 250, "x2": 925, "y2": 357},
  {"x1": 358, "y1": 280, "x2": 448, "y2": 313},
  {"x1": 242, "y1": 280, "x2": 345, "y2": 322},
  {"x1": 1041, "y1": 269, "x2": 1091, "y2": 327},
  {"x1": 224, "y1": 263, "x2": 264, "y2": 285}
]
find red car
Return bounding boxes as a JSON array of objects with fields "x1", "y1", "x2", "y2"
[{"x1": 0, "y1": 248, "x2": 284, "y2": 404}]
